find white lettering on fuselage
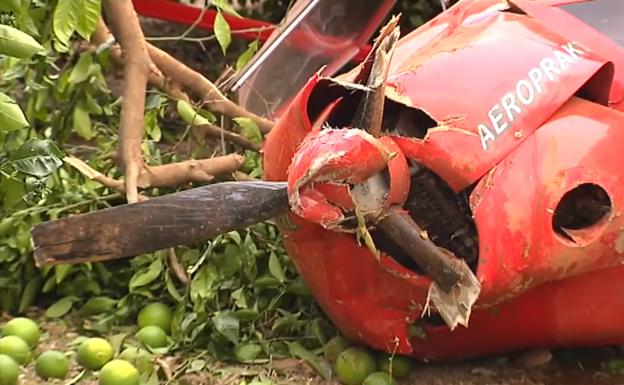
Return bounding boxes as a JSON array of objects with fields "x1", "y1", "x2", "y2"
[{"x1": 478, "y1": 42, "x2": 585, "y2": 150}]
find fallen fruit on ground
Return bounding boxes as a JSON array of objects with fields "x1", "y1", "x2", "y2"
[
  {"x1": 35, "y1": 350, "x2": 69, "y2": 379},
  {"x1": 377, "y1": 354, "x2": 412, "y2": 379},
  {"x1": 135, "y1": 326, "x2": 168, "y2": 349},
  {"x1": 99, "y1": 359, "x2": 140, "y2": 385},
  {"x1": 137, "y1": 303, "x2": 173, "y2": 333},
  {"x1": 1, "y1": 318, "x2": 40, "y2": 347},
  {"x1": 335, "y1": 347, "x2": 377, "y2": 385},
  {"x1": 0, "y1": 354, "x2": 19, "y2": 385},
  {"x1": 362, "y1": 372, "x2": 398, "y2": 385},
  {"x1": 77, "y1": 337, "x2": 114, "y2": 370},
  {"x1": 324, "y1": 335, "x2": 350, "y2": 364},
  {"x1": 0, "y1": 336, "x2": 31, "y2": 365}
]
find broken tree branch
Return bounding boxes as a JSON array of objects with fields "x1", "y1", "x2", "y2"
[
  {"x1": 63, "y1": 156, "x2": 148, "y2": 202},
  {"x1": 92, "y1": 19, "x2": 189, "y2": 102},
  {"x1": 103, "y1": 0, "x2": 151, "y2": 203},
  {"x1": 146, "y1": 44, "x2": 274, "y2": 133},
  {"x1": 92, "y1": 18, "x2": 266, "y2": 148},
  {"x1": 137, "y1": 153, "x2": 245, "y2": 188}
]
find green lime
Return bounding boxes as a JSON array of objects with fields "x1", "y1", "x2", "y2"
[
  {"x1": 324, "y1": 336, "x2": 349, "y2": 364},
  {"x1": 2, "y1": 318, "x2": 40, "y2": 347},
  {"x1": 119, "y1": 347, "x2": 153, "y2": 374},
  {"x1": 35, "y1": 350, "x2": 69, "y2": 379},
  {"x1": 77, "y1": 337, "x2": 114, "y2": 370},
  {"x1": 362, "y1": 372, "x2": 397, "y2": 385},
  {"x1": 335, "y1": 347, "x2": 377, "y2": 385},
  {"x1": 137, "y1": 303, "x2": 173, "y2": 333},
  {"x1": 377, "y1": 354, "x2": 412, "y2": 379},
  {"x1": 135, "y1": 326, "x2": 168, "y2": 349},
  {"x1": 0, "y1": 354, "x2": 19, "y2": 385},
  {"x1": 0, "y1": 336, "x2": 31, "y2": 365},
  {"x1": 99, "y1": 359, "x2": 140, "y2": 385}
]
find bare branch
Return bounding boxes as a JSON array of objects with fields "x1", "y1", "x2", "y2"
[
  {"x1": 146, "y1": 44, "x2": 274, "y2": 133},
  {"x1": 102, "y1": 0, "x2": 151, "y2": 203},
  {"x1": 92, "y1": 19, "x2": 190, "y2": 103},
  {"x1": 64, "y1": 156, "x2": 149, "y2": 201},
  {"x1": 138, "y1": 153, "x2": 245, "y2": 188}
]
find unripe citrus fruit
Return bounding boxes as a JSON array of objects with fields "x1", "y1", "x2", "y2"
[
  {"x1": 0, "y1": 354, "x2": 19, "y2": 385},
  {"x1": 377, "y1": 354, "x2": 412, "y2": 379},
  {"x1": 2, "y1": 318, "x2": 40, "y2": 347},
  {"x1": 324, "y1": 336, "x2": 349, "y2": 364},
  {"x1": 137, "y1": 303, "x2": 173, "y2": 333},
  {"x1": 135, "y1": 326, "x2": 168, "y2": 349},
  {"x1": 77, "y1": 337, "x2": 113, "y2": 370},
  {"x1": 335, "y1": 347, "x2": 377, "y2": 385},
  {"x1": 0, "y1": 336, "x2": 31, "y2": 365},
  {"x1": 99, "y1": 359, "x2": 140, "y2": 385},
  {"x1": 362, "y1": 372, "x2": 397, "y2": 385},
  {"x1": 35, "y1": 350, "x2": 69, "y2": 379}
]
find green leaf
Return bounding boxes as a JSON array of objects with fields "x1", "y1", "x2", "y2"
[
  {"x1": 129, "y1": 258, "x2": 163, "y2": 291},
  {"x1": 212, "y1": 311, "x2": 239, "y2": 344},
  {"x1": 190, "y1": 265, "x2": 217, "y2": 304},
  {"x1": 45, "y1": 296, "x2": 75, "y2": 318},
  {"x1": 0, "y1": 24, "x2": 44, "y2": 58},
  {"x1": 76, "y1": 0, "x2": 101, "y2": 39},
  {"x1": 176, "y1": 99, "x2": 210, "y2": 126},
  {"x1": 234, "y1": 117, "x2": 262, "y2": 144},
  {"x1": 165, "y1": 275, "x2": 183, "y2": 302},
  {"x1": 68, "y1": 53, "x2": 93, "y2": 84},
  {"x1": 0, "y1": 92, "x2": 29, "y2": 131},
  {"x1": 235, "y1": 343, "x2": 262, "y2": 362},
  {"x1": 19, "y1": 277, "x2": 41, "y2": 314},
  {"x1": 213, "y1": 0, "x2": 241, "y2": 17},
  {"x1": 214, "y1": 10, "x2": 231, "y2": 54},
  {"x1": 236, "y1": 40, "x2": 259, "y2": 71},
  {"x1": 80, "y1": 296, "x2": 117, "y2": 316},
  {"x1": 230, "y1": 288, "x2": 247, "y2": 308},
  {"x1": 287, "y1": 341, "x2": 332, "y2": 380},
  {"x1": 11, "y1": 139, "x2": 63, "y2": 178},
  {"x1": 73, "y1": 104, "x2": 93, "y2": 140},
  {"x1": 53, "y1": 0, "x2": 78, "y2": 46},
  {"x1": 55, "y1": 264, "x2": 73, "y2": 283},
  {"x1": 268, "y1": 251, "x2": 287, "y2": 283},
  {"x1": 215, "y1": 243, "x2": 242, "y2": 278}
]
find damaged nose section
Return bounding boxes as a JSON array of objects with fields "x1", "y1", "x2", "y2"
[
  {"x1": 286, "y1": 15, "x2": 481, "y2": 331},
  {"x1": 286, "y1": 128, "x2": 396, "y2": 230}
]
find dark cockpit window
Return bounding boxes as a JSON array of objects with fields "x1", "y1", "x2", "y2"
[{"x1": 559, "y1": 0, "x2": 624, "y2": 48}]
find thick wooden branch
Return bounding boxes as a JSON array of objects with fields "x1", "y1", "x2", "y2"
[
  {"x1": 138, "y1": 153, "x2": 244, "y2": 188},
  {"x1": 103, "y1": 0, "x2": 151, "y2": 203},
  {"x1": 92, "y1": 20, "x2": 189, "y2": 102},
  {"x1": 64, "y1": 156, "x2": 149, "y2": 202}
]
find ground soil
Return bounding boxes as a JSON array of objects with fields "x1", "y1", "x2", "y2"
[{"x1": 4, "y1": 311, "x2": 624, "y2": 385}]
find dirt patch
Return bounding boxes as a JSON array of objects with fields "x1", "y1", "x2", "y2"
[{"x1": 4, "y1": 311, "x2": 624, "y2": 385}]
